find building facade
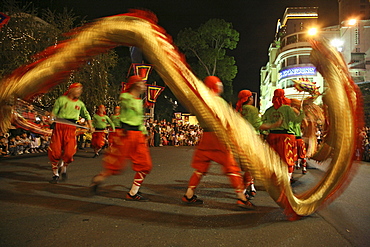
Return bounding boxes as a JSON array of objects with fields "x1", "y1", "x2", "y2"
[{"x1": 260, "y1": 2, "x2": 370, "y2": 113}]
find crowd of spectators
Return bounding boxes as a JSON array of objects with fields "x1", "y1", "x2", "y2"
[
  {"x1": 145, "y1": 119, "x2": 202, "y2": 147},
  {"x1": 2, "y1": 100, "x2": 370, "y2": 163},
  {"x1": 0, "y1": 103, "x2": 51, "y2": 158},
  {"x1": 360, "y1": 126, "x2": 370, "y2": 162},
  {"x1": 0, "y1": 127, "x2": 50, "y2": 157}
]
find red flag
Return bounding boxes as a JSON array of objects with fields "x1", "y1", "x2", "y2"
[
  {"x1": 145, "y1": 85, "x2": 164, "y2": 107},
  {"x1": 0, "y1": 12, "x2": 10, "y2": 28}
]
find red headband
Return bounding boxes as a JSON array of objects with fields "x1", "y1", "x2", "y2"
[
  {"x1": 204, "y1": 76, "x2": 222, "y2": 94},
  {"x1": 272, "y1": 89, "x2": 289, "y2": 109},
  {"x1": 63, "y1": 82, "x2": 82, "y2": 95},
  {"x1": 236, "y1": 90, "x2": 253, "y2": 112},
  {"x1": 121, "y1": 75, "x2": 143, "y2": 93}
]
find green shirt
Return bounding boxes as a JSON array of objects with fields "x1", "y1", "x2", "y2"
[
  {"x1": 52, "y1": 95, "x2": 91, "y2": 121},
  {"x1": 241, "y1": 104, "x2": 262, "y2": 133},
  {"x1": 119, "y1": 92, "x2": 146, "y2": 134},
  {"x1": 110, "y1": 114, "x2": 121, "y2": 128},
  {"x1": 290, "y1": 121, "x2": 302, "y2": 137},
  {"x1": 262, "y1": 105, "x2": 305, "y2": 134},
  {"x1": 92, "y1": 114, "x2": 115, "y2": 130}
]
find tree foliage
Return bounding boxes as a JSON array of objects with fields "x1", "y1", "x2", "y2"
[
  {"x1": 0, "y1": 1, "x2": 128, "y2": 115},
  {"x1": 176, "y1": 19, "x2": 239, "y2": 100}
]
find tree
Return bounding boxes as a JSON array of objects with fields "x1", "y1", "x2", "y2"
[
  {"x1": 176, "y1": 19, "x2": 239, "y2": 101},
  {"x1": 0, "y1": 1, "x2": 124, "y2": 114}
]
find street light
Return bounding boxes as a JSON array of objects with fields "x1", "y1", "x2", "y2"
[
  {"x1": 341, "y1": 18, "x2": 357, "y2": 36},
  {"x1": 307, "y1": 27, "x2": 318, "y2": 36},
  {"x1": 348, "y1": 19, "x2": 357, "y2": 26}
]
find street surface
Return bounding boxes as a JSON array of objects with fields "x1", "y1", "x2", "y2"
[{"x1": 0, "y1": 146, "x2": 369, "y2": 247}]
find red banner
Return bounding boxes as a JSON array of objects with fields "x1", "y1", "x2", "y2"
[
  {"x1": 0, "y1": 12, "x2": 10, "y2": 28},
  {"x1": 145, "y1": 85, "x2": 164, "y2": 108}
]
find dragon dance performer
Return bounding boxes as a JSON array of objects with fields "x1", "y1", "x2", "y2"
[
  {"x1": 108, "y1": 106, "x2": 121, "y2": 146},
  {"x1": 236, "y1": 89, "x2": 282, "y2": 198},
  {"x1": 262, "y1": 89, "x2": 305, "y2": 183},
  {"x1": 290, "y1": 98, "x2": 308, "y2": 174},
  {"x1": 48, "y1": 83, "x2": 93, "y2": 184},
  {"x1": 90, "y1": 75, "x2": 152, "y2": 201},
  {"x1": 182, "y1": 76, "x2": 254, "y2": 209},
  {"x1": 92, "y1": 104, "x2": 115, "y2": 158}
]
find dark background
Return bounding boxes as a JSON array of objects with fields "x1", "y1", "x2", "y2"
[{"x1": 24, "y1": 0, "x2": 339, "y2": 94}]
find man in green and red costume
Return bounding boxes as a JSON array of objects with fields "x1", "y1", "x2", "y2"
[
  {"x1": 108, "y1": 106, "x2": 121, "y2": 147},
  {"x1": 90, "y1": 75, "x2": 152, "y2": 201},
  {"x1": 92, "y1": 104, "x2": 115, "y2": 157},
  {"x1": 48, "y1": 83, "x2": 93, "y2": 184},
  {"x1": 182, "y1": 76, "x2": 254, "y2": 209},
  {"x1": 262, "y1": 89, "x2": 305, "y2": 183},
  {"x1": 236, "y1": 89, "x2": 282, "y2": 198}
]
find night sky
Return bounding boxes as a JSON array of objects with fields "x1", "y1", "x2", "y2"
[{"x1": 25, "y1": 0, "x2": 339, "y2": 94}]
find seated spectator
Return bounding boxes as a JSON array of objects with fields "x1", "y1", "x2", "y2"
[
  {"x1": 14, "y1": 135, "x2": 25, "y2": 155},
  {"x1": 0, "y1": 137, "x2": 9, "y2": 157},
  {"x1": 8, "y1": 137, "x2": 18, "y2": 156},
  {"x1": 30, "y1": 135, "x2": 41, "y2": 153},
  {"x1": 38, "y1": 135, "x2": 50, "y2": 152},
  {"x1": 20, "y1": 133, "x2": 31, "y2": 154}
]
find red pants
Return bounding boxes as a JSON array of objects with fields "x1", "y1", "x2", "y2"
[
  {"x1": 188, "y1": 132, "x2": 244, "y2": 192},
  {"x1": 92, "y1": 132, "x2": 106, "y2": 150},
  {"x1": 108, "y1": 129, "x2": 118, "y2": 146},
  {"x1": 48, "y1": 123, "x2": 77, "y2": 167},
  {"x1": 103, "y1": 130, "x2": 152, "y2": 174},
  {"x1": 266, "y1": 133, "x2": 296, "y2": 173},
  {"x1": 296, "y1": 138, "x2": 307, "y2": 159}
]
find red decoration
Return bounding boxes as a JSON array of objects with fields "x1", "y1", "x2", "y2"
[
  {"x1": 0, "y1": 12, "x2": 10, "y2": 28},
  {"x1": 127, "y1": 63, "x2": 153, "y2": 81},
  {"x1": 145, "y1": 85, "x2": 164, "y2": 108}
]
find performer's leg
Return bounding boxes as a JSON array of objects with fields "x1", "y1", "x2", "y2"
[
  {"x1": 182, "y1": 148, "x2": 210, "y2": 204},
  {"x1": 185, "y1": 170, "x2": 204, "y2": 199},
  {"x1": 48, "y1": 125, "x2": 63, "y2": 183},
  {"x1": 296, "y1": 158, "x2": 301, "y2": 169},
  {"x1": 213, "y1": 150, "x2": 253, "y2": 209},
  {"x1": 128, "y1": 171, "x2": 148, "y2": 196},
  {"x1": 127, "y1": 132, "x2": 152, "y2": 201},
  {"x1": 243, "y1": 171, "x2": 256, "y2": 197},
  {"x1": 301, "y1": 158, "x2": 307, "y2": 174},
  {"x1": 90, "y1": 130, "x2": 128, "y2": 194},
  {"x1": 297, "y1": 139, "x2": 308, "y2": 175},
  {"x1": 60, "y1": 127, "x2": 77, "y2": 177},
  {"x1": 268, "y1": 134, "x2": 296, "y2": 183},
  {"x1": 92, "y1": 132, "x2": 105, "y2": 157}
]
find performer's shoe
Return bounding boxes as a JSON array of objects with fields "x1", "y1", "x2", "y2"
[
  {"x1": 182, "y1": 195, "x2": 203, "y2": 205},
  {"x1": 49, "y1": 175, "x2": 59, "y2": 184},
  {"x1": 290, "y1": 178, "x2": 297, "y2": 184},
  {"x1": 92, "y1": 153, "x2": 99, "y2": 158},
  {"x1": 126, "y1": 192, "x2": 149, "y2": 201},
  {"x1": 60, "y1": 173, "x2": 68, "y2": 182},
  {"x1": 302, "y1": 169, "x2": 307, "y2": 175},
  {"x1": 244, "y1": 190, "x2": 251, "y2": 200},
  {"x1": 249, "y1": 190, "x2": 257, "y2": 197},
  {"x1": 237, "y1": 199, "x2": 255, "y2": 210}
]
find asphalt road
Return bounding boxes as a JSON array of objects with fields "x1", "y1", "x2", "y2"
[{"x1": 0, "y1": 146, "x2": 369, "y2": 247}]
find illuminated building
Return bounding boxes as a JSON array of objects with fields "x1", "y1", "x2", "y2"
[{"x1": 260, "y1": 2, "x2": 370, "y2": 112}]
